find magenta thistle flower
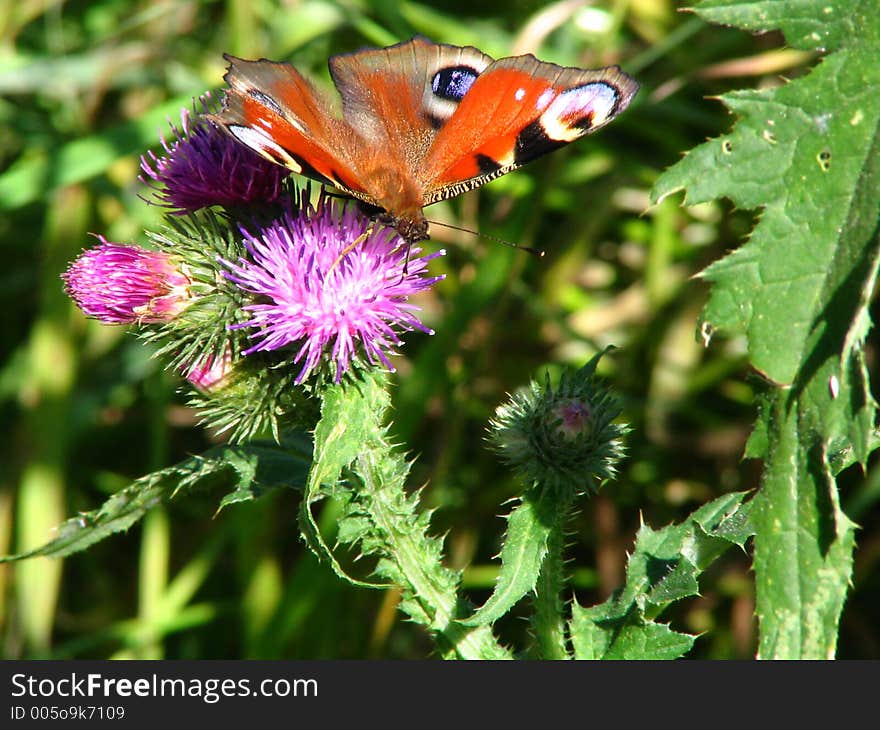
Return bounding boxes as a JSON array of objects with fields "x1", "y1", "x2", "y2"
[
  {"x1": 140, "y1": 97, "x2": 288, "y2": 212},
  {"x1": 183, "y1": 346, "x2": 233, "y2": 392},
  {"x1": 63, "y1": 237, "x2": 191, "y2": 324},
  {"x1": 222, "y1": 200, "x2": 444, "y2": 384}
]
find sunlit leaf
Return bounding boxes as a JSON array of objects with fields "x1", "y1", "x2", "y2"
[
  {"x1": 569, "y1": 492, "x2": 753, "y2": 659},
  {"x1": 652, "y1": 0, "x2": 878, "y2": 657}
]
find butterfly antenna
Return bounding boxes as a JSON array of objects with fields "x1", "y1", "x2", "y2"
[{"x1": 428, "y1": 220, "x2": 545, "y2": 258}]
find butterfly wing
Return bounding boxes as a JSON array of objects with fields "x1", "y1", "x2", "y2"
[
  {"x1": 328, "y1": 37, "x2": 493, "y2": 149},
  {"x1": 420, "y1": 55, "x2": 639, "y2": 205},
  {"x1": 325, "y1": 37, "x2": 495, "y2": 221},
  {"x1": 209, "y1": 55, "x2": 369, "y2": 199},
  {"x1": 211, "y1": 41, "x2": 638, "y2": 243}
]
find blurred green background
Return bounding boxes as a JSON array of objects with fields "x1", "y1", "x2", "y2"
[{"x1": 1, "y1": 0, "x2": 877, "y2": 659}]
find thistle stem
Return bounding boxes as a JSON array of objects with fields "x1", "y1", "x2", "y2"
[
  {"x1": 529, "y1": 509, "x2": 571, "y2": 659},
  {"x1": 305, "y1": 373, "x2": 511, "y2": 660},
  {"x1": 358, "y1": 456, "x2": 512, "y2": 659}
]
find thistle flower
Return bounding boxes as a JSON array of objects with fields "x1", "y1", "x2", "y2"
[
  {"x1": 62, "y1": 238, "x2": 190, "y2": 324},
  {"x1": 140, "y1": 97, "x2": 288, "y2": 212},
  {"x1": 183, "y1": 346, "x2": 233, "y2": 392},
  {"x1": 222, "y1": 198, "x2": 444, "y2": 384},
  {"x1": 488, "y1": 351, "x2": 627, "y2": 498}
]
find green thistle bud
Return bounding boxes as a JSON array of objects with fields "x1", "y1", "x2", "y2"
[
  {"x1": 488, "y1": 350, "x2": 627, "y2": 499},
  {"x1": 186, "y1": 353, "x2": 319, "y2": 442},
  {"x1": 136, "y1": 205, "x2": 321, "y2": 442}
]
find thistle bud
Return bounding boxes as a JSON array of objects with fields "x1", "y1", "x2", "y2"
[
  {"x1": 488, "y1": 351, "x2": 627, "y2": 498},
  {"x1": 62, "y1": 238, "x2": 190, "y2": 324},
  {"x1": 183, "y1": 346, "x2": 234, "y2": 393}
]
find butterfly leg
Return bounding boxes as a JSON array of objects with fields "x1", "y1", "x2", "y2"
[{"x1": 327, "y1": 227, "x2": 373, "y2": 274}]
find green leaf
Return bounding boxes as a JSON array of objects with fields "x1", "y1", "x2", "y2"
[
  {"x1": 654, "y1": 1, "x2": 880, "y2": 390},
  {"x1": 461, "y1": 490, "x2": 554, "y2": 626},
  {"x1": 570, "y1": 605, "x2": 695, "y2": 660},
  {"x1": 752, "y1": 392, "x2": 857, "y2": 658},
  {"x1": 568, "y1": 492, "x2": 753, "y2": 659},
  {"x1": 694, "y1": 0, "x2": 862, "y2": 51},
  {"x1": 652, "y1": 0, "x2": 877, "y2": 658},
  {"x1": 298, "y1": 370, "x2": 395, "y2": 589},
  {"x1": 1, "y1": 440, "x2": 310, "y2": 562}
]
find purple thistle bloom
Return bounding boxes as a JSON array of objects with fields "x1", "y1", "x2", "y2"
[
  {"x1": 183, "y1": 346, "x2": 233, "y2": 392},
  {"x1": 63, "y1": 237, "x2": 191, "y2": 324},
  {"x1": 140, "y1": 97, "x2": 288, "y2": 212},
  {"x1": 222, "y1": 199, "x2": 444, "y2": 384}
]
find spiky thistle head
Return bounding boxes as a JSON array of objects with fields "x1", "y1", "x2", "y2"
[
  {"x1": 140, "y1": 96, "x2": 288, "y2": 213},
  {"x1": 222, "y1": 196, "x2": 445, "y2": 385},
  {"x1": 488, "y1": 349, "x2": 627, "y2": 499}
]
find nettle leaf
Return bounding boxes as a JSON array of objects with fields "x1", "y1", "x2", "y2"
[
  {"x1": 569, "y1": 492, "x2": 753, "y2": 659},
  {"x1": 655, "y1": 6, "x2": 880, "y2": 390},
  {"x1": 653, "y1": 0, "x2": 878, "y2": 657},
  {"x1": 1, "y1": 438, "x2": 311, "y2": 562}
]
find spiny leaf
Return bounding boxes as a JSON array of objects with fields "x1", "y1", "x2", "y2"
[
  {"x1": 654, "y1": 1, "x2": 880, "y2": 393},
  {"x1": 570, "y1": 605, "x2": 695, "y2": 660},
  {"x1": 568, "y1": 492, "x2": 753, "y2": 659},
  {"x1": 460, "y1": 490, "x2": 555, "y2": 627},
  {"x1": 652, "y1": 0, "x2": 876, "y2": 658},
  {"x1": 298, "y1": 370, "x2": 394, "y2": 589},
  {"x1": 1, "y1": 439, "x2": 311, "y2": 562}
]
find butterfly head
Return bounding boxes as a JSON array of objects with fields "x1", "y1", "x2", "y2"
[{"x1": 375, "y1": 211, "x2": 430, "y2": 245}]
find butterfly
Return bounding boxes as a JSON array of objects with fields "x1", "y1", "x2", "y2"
[{"x1": 210, "y1": 36, "x2": 638, "y2": 244}]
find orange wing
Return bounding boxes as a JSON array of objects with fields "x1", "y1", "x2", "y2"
[
  {"x1": 326, "y1": 37, "x2": 494, "y2": 217},
  {"x1": 211, "y1": 40, "x2": 638, "y2": 243},
  {"x1": 421, "y1": 56, "x2": 639, "y2": 204},
  {"x1": 209, "y1": 55, "x2": 368, "y2": 197}
]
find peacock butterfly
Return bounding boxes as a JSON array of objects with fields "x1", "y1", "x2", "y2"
[{"x1": 209, "y1": 36, "x2": 639, "y2": 244}]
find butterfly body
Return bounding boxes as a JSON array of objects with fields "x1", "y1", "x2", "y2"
[{"x1": 210, "y1": 37, "x2": 638, "y2": 243}]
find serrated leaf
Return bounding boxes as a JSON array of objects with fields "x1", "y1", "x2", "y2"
[
  {"x1": 652, "y1": 0, "x2": 876, "y2": 657},
  {"x1": 461, "y1": 490, "x2": 554, "y2": 626},
  {"x1": 570, "y1": 604, "x2": 695, "y2": 660},
  {"x1": 632, "y1": 491, "x2": 754, "y2": 583},
  {"x1": 654, "y1": 1, "x2": 880, "y2": 391},
  {"x1": 298, "y1": 371, "x2": 394, "y2": 588},
  {"x1": 1, "y1": 440, "x2": 310, "y2": 562},
  {"x1": 568, "y1": 492, "x2": 753, "y2": 659}
]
